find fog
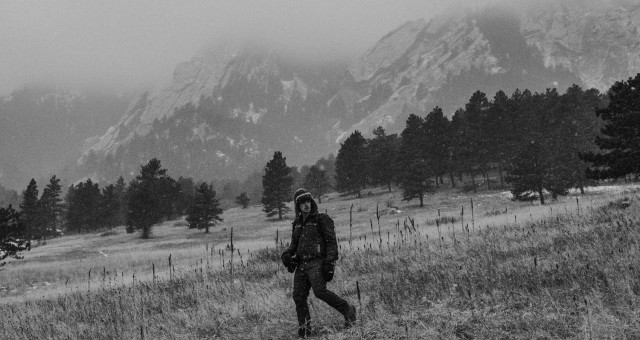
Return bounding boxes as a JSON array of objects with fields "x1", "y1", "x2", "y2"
[{"x1": 0, "y1": 0, "x2": 497, "y2": 96}]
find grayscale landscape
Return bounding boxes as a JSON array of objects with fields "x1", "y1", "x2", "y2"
[{"x1": 1, "y1": 0, "x2": 640, "y2": 338}]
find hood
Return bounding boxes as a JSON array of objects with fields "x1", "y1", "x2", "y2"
[{"x1": 293, "y1": 190, "x2": 318, "y2": 217}]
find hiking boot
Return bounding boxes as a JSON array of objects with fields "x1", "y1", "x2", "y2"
[
  {"x1": 298, "y1": 320, "x2": 311, "y2": 338},
  {"x1": 344, "y1": 304, "x2": 357, "y2": 328}
]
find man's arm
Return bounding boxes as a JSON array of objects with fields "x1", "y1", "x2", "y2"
[
  {"x1": 319, "y1": 214, "x2": 338, "y2": 262},
  {"x1": 281, "y1": 221, "x2": 300, "y2": 266}
]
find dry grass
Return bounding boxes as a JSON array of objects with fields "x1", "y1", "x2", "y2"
[{"x1": 1, "y1": 184, "x2": 640, "y2": 339}]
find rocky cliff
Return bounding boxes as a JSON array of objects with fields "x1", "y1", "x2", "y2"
[
  {"x1": 332, "y1": 1, "x2": 640, "y2": 143},
  {"x1": 82, "y1": 1, "x2": 640, "y2": 184}
]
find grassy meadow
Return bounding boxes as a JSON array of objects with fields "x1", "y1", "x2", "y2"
[{"x1": 1, "y1": 184, "x2": 640, "y2": 339}]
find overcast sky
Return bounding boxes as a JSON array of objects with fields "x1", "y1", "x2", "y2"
[{"x1": 0, "y1": 0, "x2": 494, "y2": 96}]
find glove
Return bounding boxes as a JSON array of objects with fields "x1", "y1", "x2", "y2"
[
  {"x1": 287, "y1": 259, "x2": 298, "y2": 273},
  {"x1": 281, "y1": 251, "x2": 298, "y2": 273},
  {"x1": 322, "y1": 261, "x2": 335, "y2": 282}
]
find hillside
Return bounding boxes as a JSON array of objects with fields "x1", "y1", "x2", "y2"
[{"x1": 1, "y1": 184, "x2": 639, "y2": 338}]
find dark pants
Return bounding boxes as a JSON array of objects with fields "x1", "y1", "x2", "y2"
[{"x1": 292, "y1": 263, "x2": 350, "y2": 331}]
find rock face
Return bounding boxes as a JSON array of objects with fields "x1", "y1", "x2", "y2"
[
  {"x1": 82, "y1": 1, "x2": 640, "y2": 184},
  {"x1": 522, "y1": 1, "x2": 640, "y2": 90},
  {"x1": 86, "y1": 43, "x2": 239, "y2": 160},
  {"x1": 332, "y1": 1, "x2": 640, "y2": 143},
  {"x1": 82, "y1": 43, "x2": 346, "y2": 182}
]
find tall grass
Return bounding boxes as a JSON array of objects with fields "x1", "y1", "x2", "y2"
[{"x1": 2, "y1": 188, "x2": 640, "y2": 339}]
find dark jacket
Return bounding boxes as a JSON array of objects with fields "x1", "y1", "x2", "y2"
[{"x1": 284, "y1": 198, "x2": 338, "y2": 268}]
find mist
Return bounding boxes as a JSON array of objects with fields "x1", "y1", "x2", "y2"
[{"x1": 0, "y1": 0, "x2": 498, "y2": 96}]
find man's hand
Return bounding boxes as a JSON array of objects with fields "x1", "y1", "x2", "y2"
[
  {"x1": 281, "y1": 251, "x2": 298, "y2": 273},
  {"x1": 322, "y1": 260, "x2": 335, "y2": 282}
]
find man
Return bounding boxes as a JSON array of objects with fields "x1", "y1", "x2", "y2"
[{"x1": 281, "y1": 188, "x2": 356, "y2": 338}]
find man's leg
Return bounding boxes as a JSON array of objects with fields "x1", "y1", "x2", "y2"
[
  {"x1": 292, "y1": 268, "x2": 312, "y2": 337},
  {"x1": 307, "y1": 264, "x2": 351, "y2": 316}
]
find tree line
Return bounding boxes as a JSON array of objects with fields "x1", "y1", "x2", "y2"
[
  {"x1": 2, "y1": 74, "x2": 639, "y2": 248},
  {"x1": 0, "y1": 159, "x2": 228, "y2": 243},
  {"x1": 333, "y1": 84, "x2": 605, "y2": 206},
  {"x1": 261, "y1": 75, "x2": 640, "y2": 212}
]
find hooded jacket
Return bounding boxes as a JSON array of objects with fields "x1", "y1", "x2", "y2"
[{"x1": 284, "y1": 191, "x2": 338, "y2": 268}]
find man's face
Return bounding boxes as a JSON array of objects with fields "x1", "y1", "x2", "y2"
[{"x1": 299, "y1": 200, "x2": 311, "y2": 214}]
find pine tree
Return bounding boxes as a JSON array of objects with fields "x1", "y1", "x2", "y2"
[
  {"x1": 0, "y1": 205, "x2": 29, "y2": 264},
  {"x1": 462, "y1": 91, "x2": 492, "y2": 190},
  {"x1": 19, "y1": 179, "x2": 40, "y2": 239},
  {"x1": 423, "y1": 107, "x2": 451, "y2": 188},
  {"x1": 336, "y1": 130, "x2": 368, "y2": 197},
  {"x1": 38, "y1": 175, "x2": 63, "y2": 237},
  {"x1": 367, "y1": 126, "x2": 398, "y2": 192},
  {"x1": 261, "y1": 151, "x2": 293, "y2": 220},
  {"x1": 505, "y1": 89, "x2": 574, "y2": 204},
  {"x1": 556, "y1": 85, "x2": 602, "y2": 193},
  {"x1": 397, "y1": 115, "x2": 434, "y2": 207},
  {"x1": 304, "y1": 165, "x2": 331, "y2": 203},
  {"x1": 235, "y1": 192, "x2": 250, "y2": 209},
  {"x1": 186, "y1": 183, "x2": 223, "y2": 233},
  {"x1": 65, "y1": 179, "x2": 101, "y2": 233},
  {"x1": 99, "y1": 184, "x2": 120, "y2": 228},
  {"x1": 0, "y1": 205, "x2": 20, "y2": 239},
  {"x1": 399, "y1": 159, "x2": 434, "y2": 207},
  {"x1": 127, "y1": 158, "x2": 175, "y2": 238},
  {"x1": 114, "y1": 176, "x2": 127, "y2": 226},
  {"x1": 582, "y1": 73, "x2": 640, "y2": 179}
]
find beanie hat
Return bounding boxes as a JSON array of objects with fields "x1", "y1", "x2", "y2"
[
  {"x1": 293, "y1": 188, "x2": 308, "y2": 204},
  {"x1": 293, "y1": 188, "x2": 316, "y2": 215}
]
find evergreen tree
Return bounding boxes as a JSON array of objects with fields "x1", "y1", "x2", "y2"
[
  {"x1": 423, "y1": 107, "x2": 451, "y2": 188},
  {"x1": 19, "y1": 179, "x2": 40, "y2": 239},
  {"x1": 463, "y1": 91, "x2": 492, "y2": 190},
  {"x1": 336, "y1": 130, "x2": 368, "y2": 197},
  {"x1": 38, "y1": 175, "x2": 63, "y2": 237},
  {"x1": 304, "y1": 165, "x2": 331, "y2": 203},
  {"x1": 261, "y1": 151, "x2": 293, "y2": 220},
  {"x1": 582, "y1": 73, "x2": 640, "y2": 179},
  {"x1": 556, "y1": 85, "x2": 603, "y2": 193},
  {"x1": 488, "y1": 90, "x2": 517, "y2": 188},
  {"x1": 235, "y1": 192, "x2": 250, "y2": 209},
  {"x1": 0, "y1": 205, "x2": 21, "y2": 239},
  {"x1": 505, "y1": 89, "x2": 574, "y2": 204},
  {"x1": 397, "y1": 115, "x2": 434, "y2": 207},
  {"x1": 367, "y1": 126, "x2": 398, "y2": 192},
  {"x1": 399, "y1": 159, "x2": 434, "y2": 207},
  {"x1": 0, "y1": 205, "x2": 29, "y2": 264},
  {"x1": 114, "y1": 176, "x2": 127, "y2": 226},
  {"x1": 65, "y1": 179, "x2": 101, "y2": 233},
  {"x1": 186, "y1": 182, "x2": 223, "y2": 233},
  {"x1": 127, "y1": 158, "x2": 174, "y2": 238},
  {"x1": 99, "y1": 184, "x2": 121, "y2": 228}
]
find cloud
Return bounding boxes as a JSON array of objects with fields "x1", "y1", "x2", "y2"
[{"x1": 0, "y1": 0, "x2": 494, "y2": 95}]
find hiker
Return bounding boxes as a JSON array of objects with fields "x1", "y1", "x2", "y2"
[{"x1": 281, "y1": 188, "x2": 356, "y2": 338}]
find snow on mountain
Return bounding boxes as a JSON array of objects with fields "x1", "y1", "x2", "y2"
[
  {"x1": 80, "y1": 1, "x2": 640, "y2": 184},
  {"x1": 332, "y1": 1, "x2": 640, "y2": 143}
]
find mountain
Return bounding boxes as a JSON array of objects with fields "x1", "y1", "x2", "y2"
[
  {"x1": 82, "y1": 1, "x2": 640, "y2": 184},
  {"x1": 331, "y1": 0, "x2": 640, "y2": 142},
  {"x1": 81, "y1": 43, "x2": 347, "y2": 183},
  {"x1": 0, "y1": 87, "x2": 130, "y2": 190}
]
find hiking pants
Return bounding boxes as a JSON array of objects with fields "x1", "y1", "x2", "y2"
[{"x1": 292, "y1": 263, "x2": 350, "y2": 328}]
